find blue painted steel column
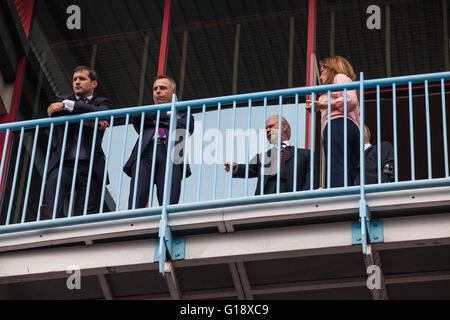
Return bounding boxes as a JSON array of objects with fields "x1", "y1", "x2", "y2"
[
  {"x1": 359, "y1": 72, "x2": 368, "y2": 257},
  {"x1": 158, "y1": 94, "x2": 178, "y2": 275},
  {"x1": 310, "y1": 93, "x2": 316, "y2": 190}
]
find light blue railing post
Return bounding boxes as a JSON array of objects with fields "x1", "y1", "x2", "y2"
[
  {"x1": 392, "y1": 84, "x2": 399, "y2": 182},
  {"x1": 245, "y1": 99, "x2": 252, "y2": 197},
  {"x1": 212, "y1": 103, "x2": 221, "y2": 200},
  {"x1": 100, "y1": 116, "x2": 114, "y2": 213},
  {"x1": 276, "y1": 96, "x2": 283, "y2": 194},
  {"x1": 310, "y1": 93, "x2": 316, "y2": 191},
  {"x1": 441, "y1": 79, "x2": 449, "y2": 177},
  {"x1": 149, "y1": 110, "x2": 161, "y2": 207},
  {"x1": 180, "y1": 106, "x2": 191, "y2": 203},
  {"x1": 6, "y1": 128, "x2": 25, "y2": 225},
  {"x1": 37, "y1": 124, "x2": 54, "y2": 220},
  {"x1": 260, "y1": 97, "x2": 268, "y2": 196},
  {"x1": 21, "y1": 125, "x2": 40, "y2": 223},
  {"x1": 158, "y1": 94, "x2": 178, "y2": 275},
  {"x1": 359, "y1": 72, "x2": 368, "y2": 257},
  {"x1": 293, "y1": 94, "x2": 299, "y2": 192},
  {"x1": 424, "y1": 80, "x2": 432, "y2": 179},
  {"x1": 68, "y1": 120, "x2": 84, "y2": 218},
  {"x1": 116, "y1": 114, "x2": 129, "y2": 212},
  {"x1": 376, "y1": 85, "x2": 382, "y2": 184},
  {"x1": 53, "y1": 121, "x2": 69, "y2": 219},
  {"x1": 84, "y1": 117, "x2": 99, "y2": 216}
]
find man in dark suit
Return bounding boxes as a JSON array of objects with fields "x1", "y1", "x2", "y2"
[
  {"x1": 123, "y1": 75, "x2": 194, "y2": 208},
  {"x1": 225, "y1": 116, "x2": 318, "y2": 195},
  {"x1": 354, "y1": 125, "x2": 394, "y2": 185},
  {"x1": 42, "y1": 66, "x2": 112, "y2": 218}
]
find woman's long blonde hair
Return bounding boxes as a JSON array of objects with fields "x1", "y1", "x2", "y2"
[{"x1": 319, "y1": 56, "x2": 357, "y2": 85}]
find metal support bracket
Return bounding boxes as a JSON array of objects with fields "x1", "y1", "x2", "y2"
[
  {"x1": 155, "y1": 221, "x2": 186, "y2": 274},
  {"x1": 352, "y1": 220, "x2": 384, "y2": 245}
]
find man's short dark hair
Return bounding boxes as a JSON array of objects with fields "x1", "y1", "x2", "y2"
[
  {"x1": 154, "y1": 74, "x2": 176, "y2": 90},
  {"x1": 73, "y1": 66, "x2": 97, "y2": 81}
]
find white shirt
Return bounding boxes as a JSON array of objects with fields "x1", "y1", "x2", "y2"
[
  {"x1": 365, "y1": 143, "x2": 372, "y2": 151},
  {"x1": 62, "y1": 95, "x2": 93, "y2": 112}
]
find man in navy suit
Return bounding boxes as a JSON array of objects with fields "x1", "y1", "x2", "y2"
[
  {"x1": 354, "y1": 125, "x2": 394, "y2": 185},
  {"x1": 123, "y1": 75, "x2": 194, "y2": 208},
  {"x1": 42, "y1": 66, "x2": 112, "y2": 218},
  {"x1": 225, "y1": 116, "x2": 318, "y2": 195}
]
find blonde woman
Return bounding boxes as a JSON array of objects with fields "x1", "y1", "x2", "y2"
[{"x1": 306, "y1": 56, "x2": 360, "y2": 187}]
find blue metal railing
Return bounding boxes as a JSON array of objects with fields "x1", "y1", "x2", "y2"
[{"x1": 1, "y1": 71, "x2": 450, "y2": 271}]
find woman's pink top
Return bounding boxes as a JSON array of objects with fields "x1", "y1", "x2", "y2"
[{"x1": 317, "y1": 73, "x2": 360, "y2": 135}]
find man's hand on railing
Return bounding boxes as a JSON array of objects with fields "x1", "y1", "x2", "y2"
[
  {"x1": 88, "y1": 120, "x2": 110, "y2": 130},
  {"x1": 47, "y1": 102, "x2": 64, "y2": 117},
  {"x1": 224, "y1": 162, "x2": 237, "y2": 172}
]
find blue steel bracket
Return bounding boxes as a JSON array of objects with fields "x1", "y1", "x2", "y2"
[
  {"x1": 154, "y1": 227, "x2": 186, "y2": 263},
  {"x1": 352, "y1": 220, "x2": 384, "y2": 245}
]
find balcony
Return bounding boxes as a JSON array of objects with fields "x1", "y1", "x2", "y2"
[{"x1": 1, "y1": 72, "x2": 450, "y2": 300}]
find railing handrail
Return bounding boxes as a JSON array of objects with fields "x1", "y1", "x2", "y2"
[{"x1": 1, "y1": 71, "x2": 450, "y2": 133}]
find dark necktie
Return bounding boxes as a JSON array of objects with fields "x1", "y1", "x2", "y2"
[
  {"x1": 68, "y1": 97, "x2": 90, "y2": 160},
  {"x1": 280, "y1": 144, "x2": 291, "y2": 179}
]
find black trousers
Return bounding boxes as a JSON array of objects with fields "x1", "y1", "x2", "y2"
[
  {"x1": 44, "y1": 160, "x2": 102, "y2": 218},
  {"x1": 128, "y1": 142, "x2": 182, "y2": 209},
  {"x1": 323, "y1": 118, "x2": 360, "y2": 188}
]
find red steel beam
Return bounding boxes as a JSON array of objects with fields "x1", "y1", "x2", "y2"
[{"x1": 157, "y1": 0, "x2": 172, "y2": 75}]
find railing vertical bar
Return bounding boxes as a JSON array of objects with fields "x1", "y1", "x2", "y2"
[
  {"x1": 22, "y1": 126, "x2": 39, "y2": 223},
  {"x1": 67, "y1": 120, "x2": 84, "y2": 218},
  {"x1": 392, "y1": 84, "x2": 399, "y2": 182},
  {"x1": 327, "y1": 90, "x2": 331, "y2": 189},
  {"x1": 359, "y1": 72, "x2": 367, "y2": 256},
  {"x1": 343, "y1": 89, "x2": 348, "y2": 187},
  {"x1": 441, "y1": 79, "x2": 449, "y2": 177},
  {"x1": 196, "y1": 104, "x2": 206, "y2": 202},
  {"x1": 293, "y1": 94, "x2": 299, "y2": 192},
  {"x1": 6, "y1": 127, "x2": 25, "y2": 225},
  {"x1": 228, "y1": 101, "x2": 237, "y2": 199},
  {"x1": 276, "y1": 96, "x2": 283, "y2": 194},
  {"x1": 37, "y1": 124, "x2": 53, "y2": 220},
  {"x1": 83, "y1": 117, "x2": 99, "y2": 216},
  {"x1": 148, "y1": 111, "x2": 161, "y2": 207},
  {"x1": 408, "y1": 81, "x2": 416, "y2": 181},
  {"x1": 53, "y1": 121, "x2": 69, "y2": 219},
  {"x1": 116, "y1": 114, "x2": 129, "y2": 211},
  {"x1": 180, "y1": 106, "x2": 191, "y2": 204},
  {"x1": 213, "y1": 103, "x2": 221, "y2": 200},
  {"x1": 310, "y1": 92, "x2": 316, "y2": 191},
  {"x1": 0, "y1": 129, "x2": 11, "y2": 189},
  {"x1": 244, "y1": 99, "x2": 252, "y2": 197},
  {"x1": 100, "y1": 116, "x2": 114, "y2": 213},
  {"x1": 132, "y1": 112, "x2": 146, "y2": 210},
  {"x1": 425, "y1": 80, "x2": 432, "y2": 179},
  {"x1": 377, "y1": 85, "x2": 382, "y2": 184},
  {"x1": 260, "y1": 97, "x2": 267, "y2": 196}
]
